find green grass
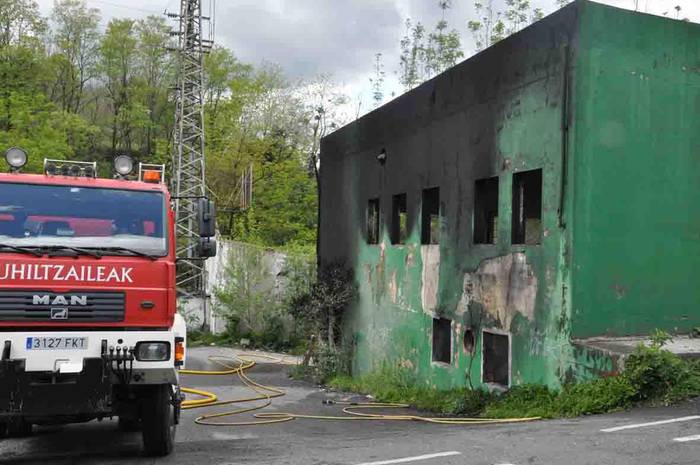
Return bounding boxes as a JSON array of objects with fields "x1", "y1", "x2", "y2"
[
  {"x1": 187, "y1": 330, "x2": 234, "y2": 347},
  {"x1": 187, "y1": 330, "x2": 307, "y2": 354},
  {"x1": 328, "y1": 341, "x2": 700, "y2": 420},
  {"x1": 329, "y1": 368, "x2": 491, "y2": 416}
]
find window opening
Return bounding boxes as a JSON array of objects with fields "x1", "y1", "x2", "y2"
[
  {"x1": 421, "y1": 187, "x2": 440, "y2": 245},
  {"x1": 432, "y1": 317, "x2": 451, "y2": 363},
  {"x1": 367, "y1": 198, "x2": 380, "y2": 244},
  {"x1": 474, "y1": 177, "x2": 499, "y2": 244},
  {"x1": 391, "y1": 193, "x2": 408, "y2": 244},
  {"x1": 482, "y1": 331, "x2": 509, "y2": 386},
  {"x1": 511, "y1": 169, "x2": 542, "y2": 245}
]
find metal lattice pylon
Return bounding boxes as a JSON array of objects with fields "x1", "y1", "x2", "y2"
[{"x1": 169, "y1": 0, "x2": 212, "y2": 297}]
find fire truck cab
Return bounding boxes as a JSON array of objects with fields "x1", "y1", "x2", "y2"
[{"x1": 0, "y1": 148, "x2": 215, "y2": 456}]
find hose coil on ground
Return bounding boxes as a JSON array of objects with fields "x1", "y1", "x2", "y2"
[{"x1": 180, "y1": 353, "x2": 541, "y2": 427}]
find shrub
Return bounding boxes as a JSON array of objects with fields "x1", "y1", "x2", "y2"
[
  {"x1": 329, "y1": 367, "x2": 491, "y2": 416},
  {"x1": 484, "y1": 384, "x2": 558, "y2": 419},
  {"x1": 288, "y1": 261, "x2": 357, "y2": 349},
  {"x1": 213, "y1": 242, "x2": 314, "y2": 352},
  {"x1": 327, "y1": 337, "x2": 700, "y2": 420},
  {"x1": 556, "y1": 377, "x2": 635, "y2": 417},
  {"x1": 624, "y1": 342, "x2": 700, "y2": 404},
  {"x1": 293, "y1": 342, "x2": 351, "y2": 384}
]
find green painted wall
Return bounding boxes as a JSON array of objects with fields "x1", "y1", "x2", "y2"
[
  {"x1": 570, "y1": 2, "x2": 700, "y2": 337},
  {"x1": 320, "y1": 1, "x2": 700, "y2": 390},
  {"x1": 321, "y1": 4, "x2": 580, "y2": 390}
]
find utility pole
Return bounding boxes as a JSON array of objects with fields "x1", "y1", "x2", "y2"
[{"x1": 167, "y1": 0, "x2": 213, "y2": 323}]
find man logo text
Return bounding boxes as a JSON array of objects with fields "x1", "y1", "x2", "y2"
[{"x1": 33, "y1": 295, "x2": 88, "y2": 306}]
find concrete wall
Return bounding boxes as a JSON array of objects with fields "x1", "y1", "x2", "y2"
[
  {"x1": 320, "y1": 3, "x2": 581, "y2": 389},
  {"x1": 181, "y1": 239, "x2": 290, "y2": 334},
  {"x1": 570, "y1": 2, "x2": 700, "y2": 337},
  {"x1": 320, "y1": 1, "x2": 700, "y2": 389}
]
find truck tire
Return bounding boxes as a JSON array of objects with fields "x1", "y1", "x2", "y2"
[
  {"x1": 118, "y1": 416, "x2": 141, "y2": 432},
  {"x1": 141, "y1": 384, "x2": 175, "y2": 456}
]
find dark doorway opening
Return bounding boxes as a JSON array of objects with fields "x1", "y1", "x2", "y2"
[
  {"x1": 474, "y1": 177, "x2": 499, "y2": 244},
  {"x1": 432, "y1": 317, "x2": 451, "y2": 364},
  {"x1": 511, "y1": 169, "x2": 542, "y2": 245},
  {"x1": 367, "y1": 198, "x2": 380, "y2": 244},
  {"x1": 483, "y1": 331, "x2": 509, "y2": 386},
  {"x1": 391, "y1": 193, "x2": 408, "y2": 245},
  {"x1": 421, "y1": 187, "x2": 440, "y2": 245}
]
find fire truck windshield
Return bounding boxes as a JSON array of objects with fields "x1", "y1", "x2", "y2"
[{"x1": 0, "y1": 183, "x2": 167, "y2": 257}]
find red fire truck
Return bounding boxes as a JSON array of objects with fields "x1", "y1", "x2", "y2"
[{"x1": 0, "y1": 147, "x2": 216, "y2": 456}]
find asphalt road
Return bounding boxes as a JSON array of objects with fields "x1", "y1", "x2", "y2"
[{"x1": 1, "y1": 346, "x2": 699, "y2": 465}]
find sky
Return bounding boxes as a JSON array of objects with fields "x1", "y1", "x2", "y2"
[{"x1": 35, "y1": 0, "x2": 700, "y2": 115}]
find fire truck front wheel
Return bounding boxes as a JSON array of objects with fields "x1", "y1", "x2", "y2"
[
  {"x1": 118, "y1": 416, "x2": 141, "y2": 432},
  {"x1": 141, "y1": 384, "x2": 175, "y2": 456}
]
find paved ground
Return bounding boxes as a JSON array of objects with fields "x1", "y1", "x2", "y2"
[{"x1": 1, "y1": 346, "x2": 699, "y2": 465}]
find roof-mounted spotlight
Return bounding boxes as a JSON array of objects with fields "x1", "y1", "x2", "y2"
[
  {"x1": 4, "y1": 147, "x2": 27, "y2": 172},
  {"x1": 83, "y1": 165, "x2": 95, "y2": 178},
  {"x1": 45, "y1": 162, "x2": 57, "y2": 175},
  {"x1": 43, "y1": 158, "x2": 98, "y2": 177},
  {"x1": 114, "y1": 155, "x2": 134, "y2": 177}
]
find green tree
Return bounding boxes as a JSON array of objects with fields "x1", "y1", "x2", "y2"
[
  {"x1": 0, "y1": 0, "x2": 45, "y2": 48},
  {"x1": 399, "y1": 18, "x2": 426, "y2": 90},
  {"x1": 0, "y1": 0, "x2": 46, "y2": 131},
  {"x1": 99, "y1": 19, "x2": 139, "y2": 153},
  {"x1": 204, "y1": 46, "x2": 251, "y2": 120},
  {"x1": 134, "y1": 15, "x2": 173, "y2": 157},
  {"x1": 0, "y1": 0, "x2": 96, "y2": 168},
  {"x1": 398, "y1": 1, "x2": 464, "y2": 91},
  {"x1": 48, "y1": 0, "x2": 101, "y2": 114},
  {"x1": 503, "y1": 0, "x2": 544, "y2": 36},
  {"x1": 0, "y1": 92, "x2": 96, "y2": 172},
  {"x1": 468, "y1": 1, "x2": 506, "y2": 52},
  {"x1": 468, "y1": 0, "x2": 545, "y2": 52},
  {"x1": 369, "y1": 52, "x2": 385, "y2": 108},
  {"x1": 425, "y1": 0, "x2": 464, "y2": 76},
  {"x1": 247, "y1": 154, "x2": 318, "y2": 250}
]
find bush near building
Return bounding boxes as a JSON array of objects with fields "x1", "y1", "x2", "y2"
[{"x1": 329, "y1": 335, "x2": 700, "y2": 419}]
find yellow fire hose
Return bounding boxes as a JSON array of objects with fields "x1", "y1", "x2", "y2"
[{"x1": 179, "y1": 352, "x2": 541, "y2": 427}]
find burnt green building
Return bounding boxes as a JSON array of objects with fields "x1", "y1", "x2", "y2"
[{"x1": 319, "y1": 0, "x2": 700, "y2": 389}]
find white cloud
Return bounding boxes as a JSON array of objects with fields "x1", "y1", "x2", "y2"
[{"x1": 36, "y1": 0, "x2": 700, "y2": 118}]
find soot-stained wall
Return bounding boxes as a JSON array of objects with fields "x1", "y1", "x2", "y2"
[
  {"x1": 320, "y1": 1, "x2": 700, "y2": 389},
  {"x1": 320, "y1": 1, "x2": 579, "y2": 390}
]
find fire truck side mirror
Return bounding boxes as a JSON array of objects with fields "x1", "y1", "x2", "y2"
[
  {"x1": 197, "y1": 198, "x2": 216, "y2": 238},
  {"x1": 198, "y1": 236, "x2": 217, "y2": 258}
]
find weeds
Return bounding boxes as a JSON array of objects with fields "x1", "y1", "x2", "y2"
[
  {"x1": 329, "y1": 339, "x2": 700, "y2": 419},
  {"x1": 292, "y1": 342, "x2": 351, "y2": 384},
  {"x1": 187, "y1": 330, "x2": 234, "y2": 347},
  {"x1": 330, "y1": 367, "x2": 491, "y2": 416}
]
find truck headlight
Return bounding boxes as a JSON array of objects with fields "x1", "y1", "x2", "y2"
[{"x1": 135, "y1": 342, "x2": 170, "y2": 361}]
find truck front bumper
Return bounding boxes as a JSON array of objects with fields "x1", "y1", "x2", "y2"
[
  {"x1": 0, "y1": 357, "x2": 111, "y2": 419},
  {"x1": 0, "y1": 329, "x2": 182, "y2": 421}
]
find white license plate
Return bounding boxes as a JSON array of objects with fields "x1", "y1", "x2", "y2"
[{"x1": 26, "y1": 337, "x2": 88, "y2": 350}]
